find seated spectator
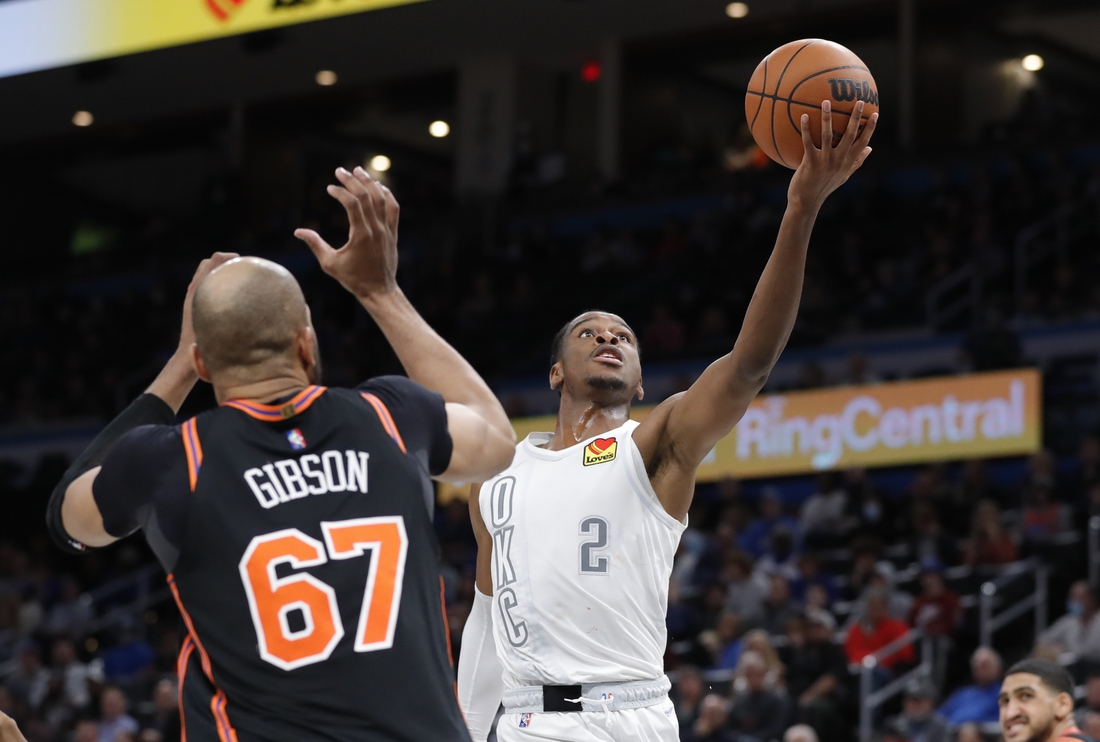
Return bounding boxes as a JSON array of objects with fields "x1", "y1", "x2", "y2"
[
  {"x1": 844, "y1": 539, "x2": 884, "y2": 601},
  {"x1": 723, "y1": 551, "x2": 766, "y2": 626},
  {"x1": 739, "y1": 490, "x2": 800, "y2": 558},
  {"x1": 41, "y1": 577, "x2": 93, "y2": 639},
  {"x1": 790, "y1": 555, "x2": 839, "y2": 607},
  {"x1": 781, "y1": 610, "x2": 849, "y2": 738},
  {"x1": 74, "y1": 720, "x2": 100, "y2": 742},
  {"x1": 945, "y1": 460, "x2": 1001, "y2": 538},
  {"x1": 1037, "y1": 581, "x2": 1100, "y2": 661},
  {"x1": 760, "y1": 575, "x2": 803, "y2": 636},
  {"x1": 963, "y1": 501, "x2": 1017, "y2": 567},
  {"x1": 844, "y1": 591, "x2": 915, "y2": 672},
  {"x1": 682, "y1": 694, "x2": 738, "y2": 742},
  {"x1": 1074, "y1": 673, "x2": 1100, "y2": 729},
  {"x1": 713, "y1": 611, "x2": 746, "y2": 670},
  {"x1": 783, "y1": 724, "x2": 820, "y2": 742},
  {"x1": 843, "y1": 469, "x2": 895, "y2": 542},
  {"x1": 909, "y1": 503, "x2": 959, "y2": 566},
  {"x1": 908, "y1": 560, "x2": 961, "y2": 637},
  {"x1": 937, "y1": 647, "x2": 1003, "y2": 725},
  {"x1": 97, "y1": 687, "x2": 139, "y2": 742},
  {"x1": 1023, "y1": 483, "x2": 1063, "y2": 539},
  {"x1": 727, "y1": 651, "x2": 790, "y2": 742},
  {"x1": 881, "y1": 716, "x2": 913, "y2": 742},
  {"x1": 49, "y1": 638, "x2": 94, "y2": 712},
  {"x1": 847, "y1": 564, "x2": 913, "y2": 628},
  {"x1": 804, "y1": 584, "x2": 832, "y2": 614},
  {"x1": 893, "y1": 677, "x2": 950, "y2": 742},
  {"x1": 139, "y1": 678, "x2": 181, "y2": 742},
  {"x1": 754, "y1": 530, "x2": 800, "y2": 588},
  {"x1": 954, "y1": 723, "x2": 984, "y2": 742},
  {"x1": 801, "y1": 473, "x2": 848, "y2": 549},
  {"x1": 676, "y1": 666, "x2": 707, "y2": 736},
  {"x1": 6, "y1": 640, "x2": 49, "y2": 710},
  {"x1": 102, "y1": 624, "x2": 155, "y2": 684},
  {"x1": 739, "y1": 630, "x2": 785, "y2": 689}
]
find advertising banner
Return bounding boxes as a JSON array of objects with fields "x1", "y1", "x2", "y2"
[
  {"x1": 439, "y1": 369, "x2": 1042, "y2": 501},
  {"x1": 0, "y1": 0, "x2": 426, "y2": 79}
]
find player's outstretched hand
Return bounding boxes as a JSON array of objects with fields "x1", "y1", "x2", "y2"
[
  {"x1": 788, "y1": 99, "x2": 878, "y2": 209},
  {"x1": 179, "y1": 252, "x2": 239, "y2": 352},
  {"x1": 294, "y1": 167, "x2": 400, "y2": 300},
  {"x1": 0, "y1": 711, "x2": 28, "y2": 742}
]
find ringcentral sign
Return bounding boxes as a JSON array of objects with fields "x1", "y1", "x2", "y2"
[
  {"x1": 438, "y1": 369, "x2": 1042, "y2": 500},
  {"x1": 0, "y1": 0, "x2": 426, "y2": 79}
]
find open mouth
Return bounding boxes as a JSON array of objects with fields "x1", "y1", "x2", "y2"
[
  {"x1": 592, "y1": 347, "x2": 624, "y2": 366},
  {"x1": 1004, "y1": 720, "x2": 1028, "y2": 735}
]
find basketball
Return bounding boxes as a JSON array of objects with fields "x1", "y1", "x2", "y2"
[{"x1": 745, "y1": 39, "x2": 879, "y2": 169}]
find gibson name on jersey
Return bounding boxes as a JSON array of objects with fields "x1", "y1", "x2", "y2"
[{"x1": 244, "y1": 450, "x2": 370, "y2": 508}]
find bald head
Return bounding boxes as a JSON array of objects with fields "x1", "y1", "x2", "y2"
[{"x1": 192, "y1": 258, "x2": 311, "y2": 376}]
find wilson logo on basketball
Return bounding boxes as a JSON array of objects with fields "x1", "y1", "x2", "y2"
[
  {"x1": 583, "y1": 437, "x2": 617, "y2": 466},
  {"x1": 206, "y1": 0, "x2": 249, "y2": 21},
  {"x1": 826, "y1": 78, "x2": 879, "y2": 107}
]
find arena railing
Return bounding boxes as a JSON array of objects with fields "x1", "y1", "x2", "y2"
[
  {"x1": 1089, "y1": 516, "x2": 1100, "y2": 588},
  {"x1": 857, "y1": 628, "x2": 933, "y2": 742},
  {"x1": 978, "y1": 557, "x2": 1048, "y2": 648}
]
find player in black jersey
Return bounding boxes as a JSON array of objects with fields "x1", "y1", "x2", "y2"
[{"x1": 44, "y1": 167, "x2": 516, "y2": 742}]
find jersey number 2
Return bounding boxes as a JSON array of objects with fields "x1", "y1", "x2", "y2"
[{"x1": 238, "y1": 517, "x2": 409, "y2": 671}]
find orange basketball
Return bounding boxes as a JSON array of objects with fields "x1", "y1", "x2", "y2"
[{"x1": 745, "y1": 39, "x2": 879, "y2": 169}]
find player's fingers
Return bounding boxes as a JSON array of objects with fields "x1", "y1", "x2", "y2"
[
  {"x1": 354, "y1": 167, "x2": 387, "y2": 222},
  {"x1": 800, "y1": 113, "x2": 815, "y2": 154},
  {"x1": 851, "y1": 146, "x2": 873, "y2": 170},
  {"x1": 855, "y1": 111, "x2": 880, "y2": 149},
  {"x1": 380, "y1": 185, "x2": 400, "y2": 233},
  {"x1": 820, "y1": 100, "x2": 833, "y2": 151},
  {"x1": 327, "y1": 184, "x2": 367, "y2": 227},
  {"x1": 294, "y1": 229, "x2": 335, "y2": 265},
  {"x1": 335, "y1": 167, "x2": 370, "y2": 198},
  {"x1": 842, "y1": 101, "x2": 865, "y2": 145}
]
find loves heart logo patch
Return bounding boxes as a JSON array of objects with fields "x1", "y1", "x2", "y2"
[
  {"x1": 206, "y1": 0, "x2": 249, "y2": 22},
  {"x1": 583, "y1": 437, "x2": 618, "y2": 466}
]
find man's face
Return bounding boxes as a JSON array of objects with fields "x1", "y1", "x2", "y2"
[
  {"x1": 866, "y1": 596, "x2": 888, "y2": 624},
  {"x1": 551, "y1": 313, "x2": 642, "y2": 403},
  {"x1": 999, "y1": 673, "x2": 1071, "y2": 742},
  {"x1": 974, "y1": 652, "x2": 1001, "y2": 686},
  {"x1": 904, "y1": 696, "x2": 935, "y2": 721}
]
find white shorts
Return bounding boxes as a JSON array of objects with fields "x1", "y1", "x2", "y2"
[{"x1": 495, "y1": 697, "x2": 679, "y2": 742}]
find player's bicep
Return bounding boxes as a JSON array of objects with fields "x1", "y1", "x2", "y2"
[
  {"x1": 437, "y1": 403, "x2": 515, "y2": 484},
  {"x1": 61, "y1": 468, "x2": 119, "y2": 548},
  {"x1": 468, "y1": 483, "x2": 494, "y2": 597}
]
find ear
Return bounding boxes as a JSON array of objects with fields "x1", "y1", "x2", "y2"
[
  {"x1": 1054, "y1": 691, "x2": 1075, "y2": 721},
  {"x1": 635, "y1": 375, "x2": 645, "y2": 402},
  {"x1": 549, "y1": 361, "x2": 564, "y2": 392},
  {"x1": 298, "y1": 327, "x2": 317, "y2": 369},
  {"x1": 190, "y1": 344, "x2": 212, "y2": 383}
]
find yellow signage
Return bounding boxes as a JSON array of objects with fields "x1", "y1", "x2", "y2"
[
  {"x1": 439, "y1": 370, "x2": 1042, "y2": 501},
  {"x1": 0, "y1": 0, "x2": 427, "y2": 79}
]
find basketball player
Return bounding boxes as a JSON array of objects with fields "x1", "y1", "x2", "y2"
[
  {"x1": 46, "y1": 167, "x2": 516, "y2": 741},
  {"x1": 1000, "y1": 659, "x2": 1096, "y2": 742},
  {"x1": 458, "y1": 101, "x2": 878, "y2": 741}
]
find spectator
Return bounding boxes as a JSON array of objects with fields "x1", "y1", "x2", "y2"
[
  {"x1": 844, "y1": 591, "x2": 915, "y2": 672},
  {"x1": 738, "y1": 630, "x2": 785, "y2": 689},
  {"x1": 881, "y1": 716, "x2": 912, "y2": 742},
  {"x1": 97, "y1": 686, "x2": 139, "y2": 742},
  {"x1": 74, "y1": 720, "x2": 100, "y2": 742},
  {"x1": 1023, "y1": 483, "x2": 1063, "y2": 540},
  {"x1": 739, "y1": 491, "x2": 800, "y2": 559},
  {"x1": 843, "y1": 469, "x2": 895, "y2": 541},
  {"x1": 845, "y1": 539, "x2": 884, "y2": 601},
  {"x1": 783, "y1": 724, "x2": 819, "y2": 742},
  {"x1": 1036, "y1": 580, "x2": 1100, "y2": 661},
  {"x1": 910, "y1": 502, "x2": 959, "y2": 566},
  {"x1": 759, "y1": 575, "x2": 802, "y2": 636},
  {"x1": 790, "y1": 555, "x2": 839, "y2": 607},
  {"x1": 727, "y1": 651, "x2": 790, "y2": 742},
  {"x1": 848, "y1": 564, "x2": 913, "y2": 627},
  {"x1": 713, "y1": 611, "x2": 746, "y2": 670},
  {"x1": 800, "y1": 473, "x2": 847, "y2": 549},
  {"x1": 945, "y1": 460, "x2": 1001, "y2": 537},
  {"x1": 41, "y1": 577, "x2": 93, "y2": 639},
  {"x1": 892, "y1": 677, "x2": 950, "y2": 742},
  {"x1": 753, "y1": 530, "x2": 800, "y2": 587},
  {"x1": 1081, "y1": 711, "x2": 1100, "y2": 742},
  {"x1": 682, "y1": 694, "x2": 738, "y2": 742},
  {"x1": 6, "y1": 640, "x2": 49, "y2": 710},
  {"x1": 47, "y1": 637, "x2": 95, "y2": 717},
  {"x1": 676, "y1": 666, "x2": 707, "y2": 736},
  {"x1": 908, "y1": 561, "x2": 961, "y2": 636},
  {"x1": 963, "y1": 501, "x2": 1017, "y2": 567},
  {"x1": 781, "y1": 611, "x2": 849, "y2": 739},
  {"x1": 139, "y1": 678, "x2": 181, "y2": 742},
  {"x1": 723, "y1": 552, "x2": 766, "y2": 626},
  {"x1": 101, "y1": 624, "x2": 155, "y2": 683},
  {"x1": 954, "y1": 723, "x2": 984, "y2": 742},
  {"x1": 937, "y1": 647, "x2": 1003, "y2": 725},
  {"x1": 1074, "y1": 673, "x2": 1100, "y2": 729}
]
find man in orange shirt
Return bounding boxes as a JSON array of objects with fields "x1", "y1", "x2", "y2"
[
  {"x1": 845, "y1": 591, "x2": 915, "y2": 671},
  {"x1": 1000, "y1": 658, "x2": 1096, "y2": 742}
]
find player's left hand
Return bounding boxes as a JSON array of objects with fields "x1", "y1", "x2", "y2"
[
  {"x1": 178, "y1": 252, "x2": 240, "y2": 354},
  {"x1": 788, "y1": 99, "x2": 878, "y2": 209},
  {"x1": 294, "y1": 167, "x2": 400, "y2": 301},
  {"x1": 0, "y1": 710, "x2": 28, "y2": 742}
]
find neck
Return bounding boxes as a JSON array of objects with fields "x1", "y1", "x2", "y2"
[
  {"x1": 1050, "y1": 716, "x2": 1078, "y2": 742},
  {"x1": 546, "y1": 392, "x2": 632, "y2": 451},
  {"x1": 214, "y1": 370, "x2": 312, "y2": 405}
]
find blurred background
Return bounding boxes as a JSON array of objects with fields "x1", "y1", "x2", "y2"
[{"x1": 1, "y1": 0, "x2": 1100, "y2": 740}]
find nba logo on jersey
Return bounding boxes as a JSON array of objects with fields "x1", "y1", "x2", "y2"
[
  {"x1": 519, "y1": 713, "x2": 533, "y2": 728},
  {"x1": 583, "y1": 437, "x2": 617, "y2": 466},
  {"x1": 286, "y1": 428, "x2": 307, "y2": 450}
]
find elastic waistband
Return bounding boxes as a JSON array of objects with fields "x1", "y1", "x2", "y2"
[{"x1": 501, "y1": 676, "x2": 671, "y2": 714}]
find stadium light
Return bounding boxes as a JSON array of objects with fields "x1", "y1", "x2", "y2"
[
  {"x1": 429, "y1": 120, "x2": 450, "y2": 138},
  {"x1": 726, "y1": 2, "x2": 749, "y2": 19},
  {"x1": 1021, "y1": 54, "x2": 1044, "y2": 72},
  {"x1": 315, "y1": 69, "x2": 338, "y2": 86},
  {"x1": 369, "y1": 155, "x2": 391, "y2": 172},
  {"x1": 72, "y1": 110, "x2": 94, "y2": 127}
]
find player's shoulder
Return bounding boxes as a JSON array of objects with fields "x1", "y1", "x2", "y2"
[{"x1": 111, "y1": 422, "x2": 184, "y2": 462}]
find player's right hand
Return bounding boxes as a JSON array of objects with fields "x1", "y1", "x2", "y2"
[
  {"x1": 0, "y1": 711, "x2": 28, "y2": 742},
  {"x1": 294, "y1": 167, "x2": 400, "y2": 300}
]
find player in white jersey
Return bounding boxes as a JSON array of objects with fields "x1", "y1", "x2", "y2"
[{"x1": 458, "y1": 101, "x2": 879, "y2": 742}]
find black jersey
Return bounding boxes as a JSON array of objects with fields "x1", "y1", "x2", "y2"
[{"x1": 92, "y1": 378, "x2": 467, "y2": 742}]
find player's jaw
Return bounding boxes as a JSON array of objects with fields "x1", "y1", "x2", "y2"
[{"x1": 1003, "y1": 710, "x2": 1051, "y2": 742}]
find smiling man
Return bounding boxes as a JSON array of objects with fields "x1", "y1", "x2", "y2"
[
  {"x1": 1000, "y1": 659, "x2": 1094, "y2": 742},
  {"x1": 457, "y1": 102, "x2": 878, "y2": 742}
]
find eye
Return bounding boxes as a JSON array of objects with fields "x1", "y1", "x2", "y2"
[
  {"x1": 618, "y1": 333, "x2": 631, "y2": 342},
  {"x1": 579, "y1": 330, "x2": 594, "y2": 338}
]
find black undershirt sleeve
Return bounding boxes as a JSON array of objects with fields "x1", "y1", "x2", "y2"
[
  {"x1": 92, "y1": 424, "x2": 190, "y2": 571},
  {"x1": 356, "y1": 376, "x2": 454, "y2": 476}
]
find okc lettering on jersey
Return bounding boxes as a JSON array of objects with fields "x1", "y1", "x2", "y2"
[{"x1": 243, "y1": 450, "x2": 369, "y2": 509}]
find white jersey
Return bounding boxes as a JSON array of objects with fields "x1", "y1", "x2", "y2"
[{"x1": 478, "y1": 420, "x2": 685, "y2": 688}]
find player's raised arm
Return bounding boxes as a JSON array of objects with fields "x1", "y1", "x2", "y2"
[
  {"x1": 46, "y1": 253, "x2": 239, "y2": 551},
  {"x1": 295, "y1": 167, "x2": 515, "y2": 483},
  {"x1": 634, "y1": 101, "x2": 877, "y2": 519}
]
